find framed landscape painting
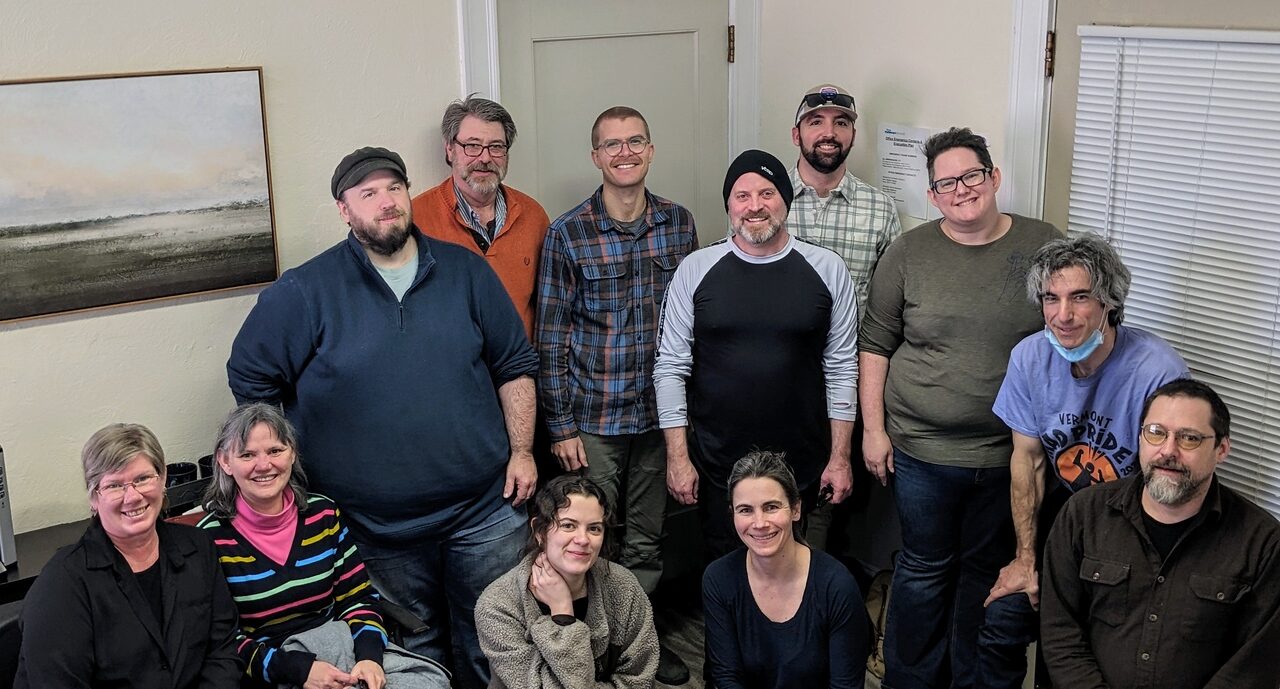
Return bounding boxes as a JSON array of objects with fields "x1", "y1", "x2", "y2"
[{"x1": 0, "y1": 67, "x2": 278, "y2": 322}]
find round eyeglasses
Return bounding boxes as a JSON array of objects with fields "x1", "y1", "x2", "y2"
[
  {"x1": 594, "y1": 136, "x2": 650, "y2": 157},
  {"x1": 1140, "y1": 424, "x2": 1215, "y2": 451}
]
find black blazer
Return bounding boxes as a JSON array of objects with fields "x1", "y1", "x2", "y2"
[{"x1": 13, "y1": 519, "x2": 242, "y2": 688}]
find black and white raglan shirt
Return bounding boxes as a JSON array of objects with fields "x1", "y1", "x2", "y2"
[{"x1": 653, "y1": 234, "x2": 858, "y2": 490}]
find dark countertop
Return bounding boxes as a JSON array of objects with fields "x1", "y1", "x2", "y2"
[{"x1": 0, "y1": 519, "x2": 88, "y2": 604}]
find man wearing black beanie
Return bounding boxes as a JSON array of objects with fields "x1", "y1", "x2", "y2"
[
  {"x1": 654, "y1": 149, "x2": 859, "y2": 560},
  {"x1": 721, "y1": 148, "x2": 795, "y2": 211}
]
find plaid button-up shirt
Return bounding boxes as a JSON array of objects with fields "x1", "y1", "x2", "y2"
[
  {"x1": 787, "y1": 167, "x2": 902, "y2": 313},
  {"x1": 536, "y1": 186, "x2": 698, "y2": 440}
]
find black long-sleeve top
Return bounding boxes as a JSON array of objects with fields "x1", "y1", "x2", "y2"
[
  {"x1": 703, "y1": 548, "x2": 869, "y2": 689},
  {"x1": 14, "y1": 520, "x2": 241, "y2": 688}
]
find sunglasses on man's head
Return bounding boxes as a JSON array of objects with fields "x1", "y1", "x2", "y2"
[{"x1": 802, "y1": 92, "x2": 855, "y2": 110}]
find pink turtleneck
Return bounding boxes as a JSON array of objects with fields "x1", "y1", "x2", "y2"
[{"x1": 231, "y1": 490, "x2": 297, "y2": 566}]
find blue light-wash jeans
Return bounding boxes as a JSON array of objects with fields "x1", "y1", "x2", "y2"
[
  {"x1": 355, "y1": 501, "x2": 528, "y2": 689},
  {"x1": 977, "y1": 590, "x2": 1039, "y2": 689},
  {"x1": 883, "y1": 449, "x2": 1013, "y2": 689}
]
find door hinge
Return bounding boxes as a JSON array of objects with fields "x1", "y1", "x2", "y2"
[
  {"x1": 1044, "y1": 30, "x2": 1056, "y2": 78},
  {"x1": 728, "y1": 24, "x2": 736, "y2": 63}
]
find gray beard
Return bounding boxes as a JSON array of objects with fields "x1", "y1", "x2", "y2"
[
  {"x1": 463, "y1": 166, "x2": 504, "y2": 197},
  {"x1": 735, "y1": 219, "x2": 781, "y2": 246},
  {"x1": 1142, "y1": 464, "x2": 1207, "y2": 505}
]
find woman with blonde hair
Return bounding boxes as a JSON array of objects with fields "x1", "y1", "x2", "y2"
[{"x1": 15, "y1": 423, "x2": 240, "y2": 688}]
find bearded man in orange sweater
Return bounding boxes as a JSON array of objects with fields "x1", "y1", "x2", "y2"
[{"x1": 412, "y1": 96, "x2": 550, "y2": 340}]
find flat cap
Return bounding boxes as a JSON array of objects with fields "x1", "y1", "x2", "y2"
[{"x1": 331, "y1": 146, "x2": 408, "y2": 200}]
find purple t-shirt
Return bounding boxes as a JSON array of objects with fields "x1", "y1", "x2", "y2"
[{"x1": 994, "y1": 325, "x2": 1188, "y2": 496}]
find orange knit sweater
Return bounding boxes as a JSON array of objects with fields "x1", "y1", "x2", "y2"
[{"x1": 411, "y1": 178, "x2": 550, "y2": 340}]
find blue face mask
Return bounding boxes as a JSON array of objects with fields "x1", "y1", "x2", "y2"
[{"x1": 1044, "y1": 325, "x2": 1104, "y2": 363}]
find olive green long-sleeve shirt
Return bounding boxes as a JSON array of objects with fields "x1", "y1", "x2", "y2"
[{"x1": 859, "y1": 215, "x2": 1061, "y2": 468}]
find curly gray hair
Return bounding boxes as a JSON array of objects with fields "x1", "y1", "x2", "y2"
[{"x1": 1025, "y1": 234, "x2": 1131, "y2": 326}]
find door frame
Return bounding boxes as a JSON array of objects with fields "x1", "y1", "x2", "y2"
[
  {"x1": 1004, "y1": 0, "x2": 1056, "y2": 219},
  {"x1": 460, "y1": 0, "x2": 1051, "y2": 217},
  {"x1": 456, "y1": 0, "x2": 762, "y2": 157}
]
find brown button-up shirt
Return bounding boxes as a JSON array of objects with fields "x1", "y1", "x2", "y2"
[{"x1": 1041, "y1": 474, "x2": 1280, "y2": 689}]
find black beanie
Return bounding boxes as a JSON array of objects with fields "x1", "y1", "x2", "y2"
[{"x1": 722, "y1": 149, "x2": 794, "y2": 211}]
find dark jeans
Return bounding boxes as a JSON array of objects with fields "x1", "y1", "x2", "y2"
[
  {"x1": 356, "y1": 501, "x2": 527, "y2": 689},
  {"x1": 978, "y1": 592, "x2": 1039, "y2": 689},
  {"x1": 883, "y1": 449, "x2": 1013, "y2": 689}
]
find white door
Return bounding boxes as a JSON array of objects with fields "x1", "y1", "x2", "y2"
[
  {"x1": 496, "y1": 0, "x2": 730, "y2": 245},
  {"x1": 1042, "y1": 0, "x2": 1280, "y2": 229}
]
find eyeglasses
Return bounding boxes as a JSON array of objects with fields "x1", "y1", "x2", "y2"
[
  {"x1": 95, "y1": 473, "x2": 161, "y2": 500},
  {"x1": 594, "y1": 136, "x2": 650, "y2": 157},
  {"x1": 452, "y1": 138, "x2": 509, "y2": 158},
  {"x1": 1141, "y1": 424, "x2": 1216, "y2": 451},
  {"x1": 930, "y1": 168, "x2": 992, "y2": 194}
]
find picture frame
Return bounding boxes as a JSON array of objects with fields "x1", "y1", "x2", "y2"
[{"x1": 0, "y1": 67, "x2": 278, "y2": 322}]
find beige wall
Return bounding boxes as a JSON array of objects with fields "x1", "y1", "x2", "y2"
[
  {"x1": 1, "y1": 0, "x2": 459, "y2": 532},
  {"x1": 3, "y1": 0, "x2": 1023, "y2": 533},
  {"x1": 756, "y1": 0, "x2": 1015, "y2": 228}
]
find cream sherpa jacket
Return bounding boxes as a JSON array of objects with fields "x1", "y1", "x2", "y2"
[{"x1": 476, "y1": 553, "x2": 659, "y2": 689}]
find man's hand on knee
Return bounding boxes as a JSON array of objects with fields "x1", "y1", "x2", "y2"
[{"x1": 985, "y1": 554, "x2": 1039, "y2": 609}]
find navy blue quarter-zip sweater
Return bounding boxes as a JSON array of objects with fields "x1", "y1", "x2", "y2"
[{"x1": 228, "y1": 227, "x2": 537, "y2": 543}]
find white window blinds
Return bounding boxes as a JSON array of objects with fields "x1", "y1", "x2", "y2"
[{"x1": 1067, "y1": 25, "x2": 1280, "y2": 518}]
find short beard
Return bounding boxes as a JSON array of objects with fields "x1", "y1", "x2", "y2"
[
  {"x1": 351, "y1": 212, "x2": 411, "y2": 257},
  {"x1": 802, "y1": 139, "x2": 850, "y2": 174},
  {"x1": 734, "y1": 216, "x2": 783, "y2": 247},
  {"x1": 463, "y1": 162, "x2": 505, "y2": 197},
  {"x1": 1142, "y1": 461, "x2": 1208, "y2": 506}
]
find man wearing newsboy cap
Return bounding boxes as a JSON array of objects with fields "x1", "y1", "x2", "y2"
[{"x1": 228, "y1": 146, "x2": 538, "y2": 689}]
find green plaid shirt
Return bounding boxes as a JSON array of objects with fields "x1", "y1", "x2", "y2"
[{"x1": 787, "y1": 167, "x2": 902, "y2": 313}]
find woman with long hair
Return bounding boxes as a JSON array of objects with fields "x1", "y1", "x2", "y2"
[{"x1": 199, "y1": 402, "x2": 447, "y2": 689}]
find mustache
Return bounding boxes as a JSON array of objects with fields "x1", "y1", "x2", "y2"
[
  {"x1": 467, "y1": 161, "x2": 501, "y2": 173},
  {"x1": 1151, "y1": 459, "x2": 1189, "y2": 475}
]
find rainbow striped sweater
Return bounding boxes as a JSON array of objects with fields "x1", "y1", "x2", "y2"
[{"x1": 198, "y1": 494, "x2": 387, "y2": 686}]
